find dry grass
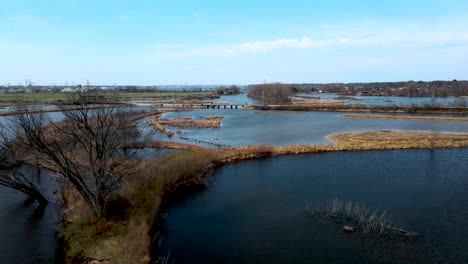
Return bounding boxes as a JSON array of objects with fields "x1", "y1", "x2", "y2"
[
  {"x1": 327, "y1": 130, "x2": 468, "y2": 149},
  {"x1": 147, "y1": 116, "x2": 174, "y2": 137},
  {"x1": 341, "y1": 113, "x2": 468, "y2": 122},
  {"x1": 147, "y1": 115, "x2": 224, "y2": 137},
  {"x1": 142, "y1": 140, "x2": 211, "y2": 151},
  {"x1": 291, "y1": 97, "x2": 346, "y2": 105},
  {"x1": 158, "y1": 115, "x2": 224, "y2": 128}
]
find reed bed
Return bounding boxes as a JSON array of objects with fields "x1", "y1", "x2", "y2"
[
  {"x1": 142, "y1": 140, "x2": 211, "y2": 151},
  {"x1": 305, "y1": 198, "x2": 417, "y2": 238},
  {"x1": 327, "y1": 130, "x2": 468, "y2": 149},
  {"x1": 147, "y1": 116, "x2": 174, "y2": 137},
  {"x1": 158, "y1": 115, "x2": 224, "y2": 128},
  {"x1": 291, "y1": 97, "x2": 346, "y2": 105},
  {"x1": 147, "y1": 115, "x2": 224, "y2": 138}
]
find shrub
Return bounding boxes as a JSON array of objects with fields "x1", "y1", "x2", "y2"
[{"x1": 104, "y1": 194, "x2": 132, "y2": 221}]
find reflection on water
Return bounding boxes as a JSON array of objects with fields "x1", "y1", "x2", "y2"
[
  {"x1": 0, "y1": 167, "x2": 59, "y2": 264},
  {"x1": 160, "y1": 148, "x2": 468, "y2": 264},
  {"x1": 299, "y1": 93, "x2": 468, "y2": 106},
  {"x1": 213, "y1": 93, "x2": 259, "y2": 105},
  {"x1": 147, "y1": 109, "x2": 468, "y2": 147}
]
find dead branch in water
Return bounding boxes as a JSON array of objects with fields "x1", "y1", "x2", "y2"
[{"x1": 305, "y1": 198, "x2": 417, "y2": 238}]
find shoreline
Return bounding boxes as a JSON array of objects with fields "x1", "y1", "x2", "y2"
[
  {"x1": 246, "y1": 104, "x2": 468, "y2": 114},
  {"x1": 62, "y1": 129, "x2": 468, "y2": 263}
]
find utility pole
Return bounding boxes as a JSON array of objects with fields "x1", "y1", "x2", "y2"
[{"x1": 263, "y1": 79, "x2": 266, "y2": 105}]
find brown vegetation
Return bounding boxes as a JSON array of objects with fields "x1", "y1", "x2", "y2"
[
  {"x1": 158, "y1": 115, "x2": 224, "y2": 128},
  {"x1": 147, "y1": 116, "x2": 174, "y2": 137},
  {"x1": 291, "y1": 97, "x2": 346, "y2": 105},
  {"x1": 247, "y1": 83, "x2": 293, "y2": 104},
  {"x1": 147, "y1": 115, "x2": 224, "y2": 137},
  {"x1": 341, "y1": 113, "x2": 468, "y2": 122},
  {"x1": 326, "y1": 130, "x2": 468, "y2": 149}
]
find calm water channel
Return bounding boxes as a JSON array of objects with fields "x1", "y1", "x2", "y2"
[
  {"x1": 159, "y1": 148, "x2": 468, "y2": 264},
  {"x1": 0, "y1": 167, "x2": 59, "y2": 264}
]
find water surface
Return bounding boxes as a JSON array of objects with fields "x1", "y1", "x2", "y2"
[
  {"x1": 149, "y1": 109, "x2": 468, "y2": 147},
  {"x1": 160, "y1": 148, "x2": 468, "y2": 264},
  {"x1": 299, "y1": 93, "x2": 468, "y2": 106},
  {"x1": 0, "y1": 168, "x2": 59, "y2": 264}
]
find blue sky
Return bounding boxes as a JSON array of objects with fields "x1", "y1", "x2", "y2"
[{"x1": 1, "y1": 0, "x2": 467, "y2": 85}]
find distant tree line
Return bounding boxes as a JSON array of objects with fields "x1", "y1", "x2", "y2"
[
  {"x1": 0, "y1": 85, "x2": 207, "y2": 93},
  {"x1": 292, "y1": 80, "x2": 468, "y2": 97},
  {"x1": 212, "y1": 85, "x2": 241, "y2": 95}
]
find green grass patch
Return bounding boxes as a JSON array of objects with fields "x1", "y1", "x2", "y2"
[{"x1": 0, "y1": 91, "x2": 213, "y2": 103}]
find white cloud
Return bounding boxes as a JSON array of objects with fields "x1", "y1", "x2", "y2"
[
  {"x1": 239, "y1": 37, "x2": 313, "y2": 52},
  {"x1": 193, "y1": 12, "x2": 206, "y2": 17},
  {"x1": 95, "y1": 16, "x2": 468, "y2": 64},
  {"x1": 119, "y1": 16, "x2": 132, "y2": 21}
]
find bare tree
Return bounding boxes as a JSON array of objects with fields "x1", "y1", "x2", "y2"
[
  {"x1": 6, "y1": 96, "x2": 144, "y2": 217},
  {"x1": 247, "y1": 83, "x2": 293, "y2": 104}
]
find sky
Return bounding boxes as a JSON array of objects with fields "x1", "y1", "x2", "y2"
[{"x1": 0, "y1": 0, "x2": 467, "y2": 85}]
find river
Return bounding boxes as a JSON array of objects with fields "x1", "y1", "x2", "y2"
[
  {"x1": 147, "y1": 108, "x2": 468, "y2": 147},
  {"x1": 298, "y1": 93, "x2": 468, "y2": 106},
  {"x1": 159, "y1": 148, "x2": 468, "y2": 263}
]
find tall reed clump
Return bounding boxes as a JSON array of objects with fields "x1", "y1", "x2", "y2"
[
  {"x1": 147, "y1": 116, "x2": 174, "y2": 137},
  {"x1": 157, "y1": 116, "x2": 224, "y2": 128},
  {"x1": 305, "y1": 198, "x2": 417, "y2": 239}
]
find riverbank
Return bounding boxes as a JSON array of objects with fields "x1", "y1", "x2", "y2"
[
  {"x1": 60, "y1": 130, "x2": 468, "y2": 264},
  {"x1": 341, "y1": 113, "x2": 468, "y2": 122},
  {"x1": 246, "y1": 104, "x2": 468, "y2": 114}
]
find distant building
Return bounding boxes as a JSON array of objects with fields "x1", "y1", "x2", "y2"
[{"x1": 62, "y1": 88, "x2": 76, "y2": 93}]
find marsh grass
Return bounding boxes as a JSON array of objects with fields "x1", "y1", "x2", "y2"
[
  {"x1": 305, "y1": 198, "x2": 416, "y2": 239},
  {"x1": 155, "y1": 115, "x2": 224, "y2": 128}
]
